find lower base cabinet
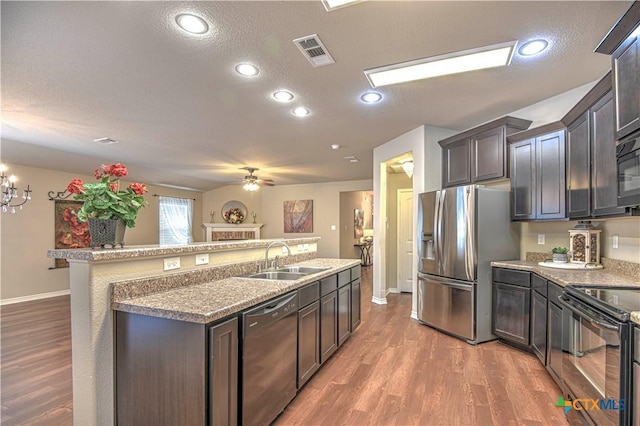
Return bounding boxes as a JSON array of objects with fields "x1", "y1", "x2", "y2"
[
  {"x1": 530, "y1": 284, "x2": 547, "y2": 364},
  {"x1": 546, "y1": 282, "x2": 564, "y2": 386},
  {"x1": 493, "y1": 281, "x2": 531, "y2": 347},
  {"x1": 351, "y1": 278, "x2": 361, "y2": 330},
  {"x1": 297, "y1": 300, "x2": 320, "y2": 388},
  {"x1": 320, "y1": 291, "x2": 338, "y2": 363},
  {"x1": 337, "y1": 283, "x2": 351, "y2": 346},
  {"x1": 209, "y1": 317, "x2": 238, "y2": 426}
]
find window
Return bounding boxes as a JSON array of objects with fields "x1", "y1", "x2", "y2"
[{"x1": 159, "y1": 196, "x2": 193, "y2": 245}]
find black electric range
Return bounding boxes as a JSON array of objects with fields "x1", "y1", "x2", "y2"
[{"x1": 565, "y1": 285, "x2": 640, "y2": 321}]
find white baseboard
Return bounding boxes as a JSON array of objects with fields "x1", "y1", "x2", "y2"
[
  {"x1": 410, "y1": 310, "x2": 418, "y2": 320},
  {"x1": 371, "y1": 296, "x2": 387, "y2": 305},
  {"x1": 387, "y1": 287, "x2": 400, "y2": 294},
  {"x1": 1, "y1": 289, "x2": 70, "y2": 306}
]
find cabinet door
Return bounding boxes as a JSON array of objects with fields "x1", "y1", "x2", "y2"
[
  {"x1": 510, "y1": 138, "x2": 536, "y2": 220},
  {"x1": 472, "y1": 127, "x2": 505, "y2": 182},
  {"x1": 492, "y1": 282, "x2": 530, "y2": 346},
  {"x1": 351, "y1": 278, "x2": 361, "y2": 331},
  {"x1": 442, "y1": 139, "x2": 471, "y2": 187},
  {"x1": 536, "y1": 131, "x2": 566, "y2": 220},
  {"x1": 591, "y1": 91, "x2": 627, "y2": 216},
  {"x1": 547, "y1": 301, "x2": 564, "y2": 386},
  {"x1": 567, "y1": 113, "x2": 591, "y2": 218},
  {"x1": 613, "y1": 34, "x2": 640, "y2": 140},
  {"x1": 530, "y1": 290, "x2": 547, "y2": 365},
  {"x1": 337, "y1": 284, "x2": 351, "y2": 346},
  {"x1": 319, "y1": 291, "x2": 338, "y2": 364},
  {"x1": 209, "y1": 317, "x2": 238, "y2": 426},
  {"x1": 297, "y1": 301, "x2": 320, "y2": 389}
]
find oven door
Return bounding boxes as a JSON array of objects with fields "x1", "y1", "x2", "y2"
[
  {"x1": 616, "y1": 133, "x2": 640, "y2": 207},
  {"x1": 558, "y1": 295, "x2": 629, "y2": 426}
]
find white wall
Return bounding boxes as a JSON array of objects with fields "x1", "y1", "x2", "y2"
[{"x1": 0, "y1": 163, "x2": 203, "y2": 302}]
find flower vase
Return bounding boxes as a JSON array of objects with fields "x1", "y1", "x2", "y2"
[{"x1": 88, "y1": 218, "x2": 126, "y2": 248}]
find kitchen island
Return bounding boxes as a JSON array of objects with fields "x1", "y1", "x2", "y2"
[{"x1": 47, "y1": 237, "x2": 327, "y2": 426}]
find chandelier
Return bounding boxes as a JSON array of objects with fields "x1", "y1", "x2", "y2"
[{"x1": 1, "y1": 164, "x2": 32, "y2": 213}]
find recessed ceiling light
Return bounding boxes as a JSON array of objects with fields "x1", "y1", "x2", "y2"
[
  {"x1": 360, "y1": 91, "x2": 383, "y2": 104},
  {"x1": 292, "y1": 107, "x2": 310, "y2": 117},
  {"x1": 364, "y1": 41, "x2": 517, "y2": 87},
  {"x1": 175, "y1": 14, "x2": 209, "y2": 34},
  {"x1": 235, "y1": 63, "x2": 259, "y2": 77},
  {"x1": 518, "y1": 39, "x2": 549, "y2": 56},
  {"x1": 272, "y1": 90, "x2": 295, "y2": 102},
  {"x1": 321, "y1": 0, "x2": 365, "y2": 11}
]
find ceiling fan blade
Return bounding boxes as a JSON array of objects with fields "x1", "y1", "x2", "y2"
[{"x1": 258, "y1": 180, "x2": 275, "y2": 186}]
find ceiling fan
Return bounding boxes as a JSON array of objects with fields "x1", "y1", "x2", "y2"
[{"x1": 238, "y1": 167, "x2": 275, "y2": 191}]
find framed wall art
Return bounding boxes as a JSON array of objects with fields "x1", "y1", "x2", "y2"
[
  {"x1": 354, "y1": 209, "x2": 364, "y2": 238},
  {"x1": 283, "y1": 199, "x2": 313, "y2": 233},
  {"x1": 54, "y1": 200, "x2": 90, "y2": 268}
]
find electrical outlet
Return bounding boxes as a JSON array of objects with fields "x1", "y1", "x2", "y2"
[
  {"x1": 163, "y1": 257, "x2": 180, "y2": 271},
  {"x1": 537, "y1": 234, "x2": 545, "y2": 245},
  {"x1": 195, "y1": 253, "x2": 209, "y2": 265},
  {"x1": 613, "y1": 235, "x2": 619, "y2": 249},
  {"x1": 298, "y1": 244, "x2": 303, "y2": 251},
  {"x1": 303, "y1": 244, "x2": 309, "y2": 250},
  {"x1": 331, "y1": 225, "x2": 336, "y2": 231}
]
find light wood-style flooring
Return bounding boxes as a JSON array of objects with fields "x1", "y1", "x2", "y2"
[{"x1": 1, "y1": 266, "x2": 568, "y2": 425}]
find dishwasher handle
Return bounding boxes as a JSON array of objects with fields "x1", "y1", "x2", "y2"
[{"x1": 243, "y1": 292, "x2": 298, "y2": 336}]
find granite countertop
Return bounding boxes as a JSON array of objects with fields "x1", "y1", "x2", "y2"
[
  {"x1": 112, "y1": 258, "x2": 360, "y2": 324},
  {"x1": 490, "y1": 260, "x2": 640, "y2": 288},
  {"x1": 48, "y1": 237, "x2": 321, "y2": 261},
  {"x1": 492, "y1": 260, "x2": 640, "y2": 326}
]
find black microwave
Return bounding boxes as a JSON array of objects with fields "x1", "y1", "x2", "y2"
[{"x1": 617, "y1": 132, "x2": 640, "y2": 207}]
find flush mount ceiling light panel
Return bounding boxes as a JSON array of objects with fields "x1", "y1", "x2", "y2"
[
  {"x1": 272, "y1": 90, "x2": 294, "y2": 102},
  {"x1": 235, "y1": 63, "x2": 259, "y2": 76},
  {"x1": 321, "y1": 0, "x2": 366, "y2": 11},
  {"x1": 364, "y1": 41, "x2": 517, "y2": 88},
  {"x1": 293, "y1": 34, "x2": 335, "y2": 67},
  {"x1": 518, "y1": 39, "x2": 549, "y2": 56},
  {"x1": 175, "y1": 14, "x2": 209, "y2": 34}
]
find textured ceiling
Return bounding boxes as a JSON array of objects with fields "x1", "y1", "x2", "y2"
[{"x1": 0, "y1": 1, "x2": 632, "y2": 191}]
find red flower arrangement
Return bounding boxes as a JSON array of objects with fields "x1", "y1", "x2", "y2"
[{"x1": 67, "y1": 163, "x2": 148, "y2": 228}]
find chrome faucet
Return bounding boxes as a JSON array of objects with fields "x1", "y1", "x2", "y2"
[{"x1": 265, "y1": 241, "x2": 292, "y2": 270}]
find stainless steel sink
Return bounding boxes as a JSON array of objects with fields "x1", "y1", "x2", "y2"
[
  {"x1": 278, "y1": 266, "x2": 330, "y2": 274},
  {"x1": 243, "y1": 271, "x2": 306, "y2": 281}
]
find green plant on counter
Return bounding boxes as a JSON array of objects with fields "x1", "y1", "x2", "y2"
[{"x1": 551, "y1": 247, "x2": 568, "y2": 254}]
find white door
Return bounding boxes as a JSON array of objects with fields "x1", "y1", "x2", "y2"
[{"x1": 397, "y1": 189, "x2": 413, "y2": 293}]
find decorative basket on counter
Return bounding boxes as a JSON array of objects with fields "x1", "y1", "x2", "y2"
[{"x1": 569, "y1": 221, "x2": 601, "y2": 265}]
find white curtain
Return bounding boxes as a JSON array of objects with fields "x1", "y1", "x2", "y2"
[{"x1": 159, "y1": 196, "x2": 193, "y2": 245}]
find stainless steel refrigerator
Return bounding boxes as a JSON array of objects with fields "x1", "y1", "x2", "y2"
[{"x1": 417, "y1": 185, "x2": 520, "y2": 344}]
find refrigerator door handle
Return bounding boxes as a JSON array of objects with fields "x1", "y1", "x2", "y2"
[
  {"x1": 418, "y1": 273, "x2": 473, "y2": 289},
  {"x1": 464, "y1": 187, "x2": 475, "y2": 281},
  {"x1": 435, "y1": 190, "x2": 444, "y2": 275}
]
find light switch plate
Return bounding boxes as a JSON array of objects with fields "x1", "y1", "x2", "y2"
[
  {"x1": 537, "y1": 234, "x2": 545, "y2": 245},
  {"x1": 613, "y1": 235, "x2": 619, "y2": 249},
  {"x1": 331, "y1": 225, "x2": 336, "y2": 231},
  {"x1": 164, "y1": 257, "x2": 180, "y2": 271},
  {"x1": 195, "y1": 253, "x2": 209, "y2": 265}
]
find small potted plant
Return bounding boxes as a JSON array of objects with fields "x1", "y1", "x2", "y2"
[{"x1": 551, "y1": 247, "x2": 569, "y2": 263}]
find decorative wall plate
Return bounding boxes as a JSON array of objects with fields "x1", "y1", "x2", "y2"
[{"x1": 221, "y1": 200, "x2": 247, "y2": 224}]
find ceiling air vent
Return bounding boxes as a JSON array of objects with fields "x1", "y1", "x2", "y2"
[{"x1": 293, "y1": 34, "x2": 335, "y2": 67}]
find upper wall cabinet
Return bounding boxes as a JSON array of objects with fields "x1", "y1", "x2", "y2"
[
  {"x1": 561, "y1": 72, "x2": 630, "y2": 218},
  {"x1": 595, "y1": 1, "x2": 640, "y2": 140},
  {"x1": 508, "y1": 122, "x2": 566, "y2": 221},
  {"x1": 439, "y1": 116, "x2": 532, "y2": 188}
]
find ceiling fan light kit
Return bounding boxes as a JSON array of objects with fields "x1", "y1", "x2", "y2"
[{"x1": 237, "y1": 167, "x2": 275, "y2": 191}]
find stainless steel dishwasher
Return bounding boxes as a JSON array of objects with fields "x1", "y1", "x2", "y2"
[{"x1": 241, "y1": 291, "x2": 298, "y2": 426}]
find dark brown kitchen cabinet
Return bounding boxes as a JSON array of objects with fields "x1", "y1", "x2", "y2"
[
  {"x1": 351, "y1": 278, "x2": 361, "y2": 330},
  {"x1": 297, "y1": 300, "x2": 320, "y2": 388},
  {"x1": 439, "y1": 116, "x2": 532, "y2": 188},
  {"x1": 546, "y1": 281, "x2": 565, "y2": 388},
  {"x1": 530, "y1": 274, "x2": 547, "y2": 365},
  {"x1": 562, "y1": 73, "x2": 628, "y2": 218},
  {"x1": 492, "y1": 268, "x2": 531, "y2": 348},
  {"x1": 319, "y1": 290, "x2": 338, "y2": 364},
  {"x1": 595, "y1": 2, "x2": 640, "y2": 140},
  {"x1": 337, "y1": 282, "x2": 351, "y2": 346},
  {"x1": 209, "y1": 317, "x2": 238, "y2": 426},
  {"x1": 116, "y1": 311, "x2": 235, "y2": 426},
  {"x1": 508, "y1": 124, "x2": 566, "y2": 221}
]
